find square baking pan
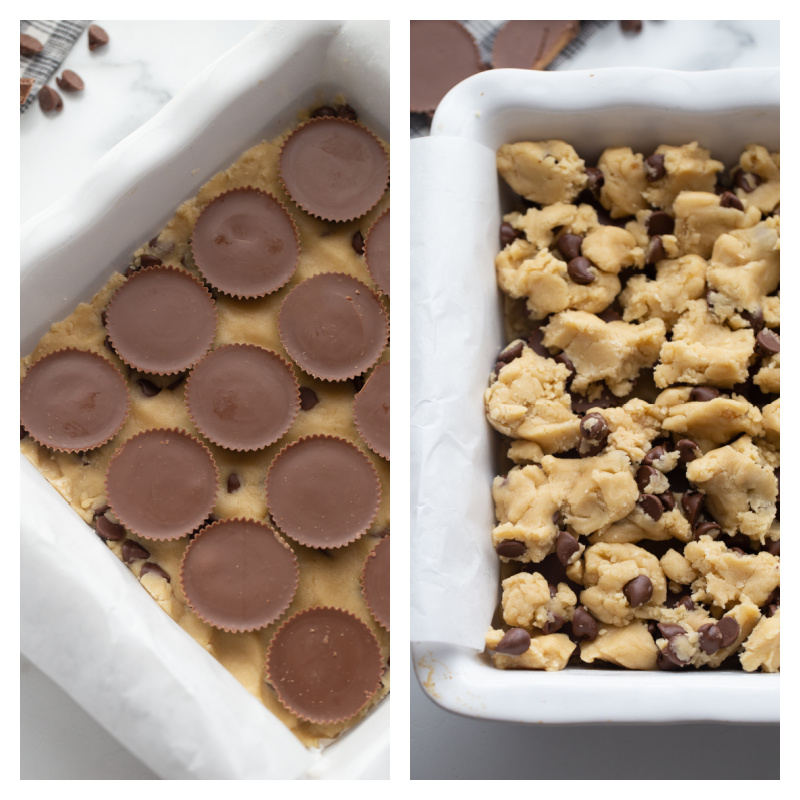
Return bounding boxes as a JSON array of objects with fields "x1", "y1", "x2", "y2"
[
  {"x1": 410, "y1": 67, "x2": 779, "y2": 724},
  {"x1": 21, "y1": 20, "x2": 389, "y2": 779}
]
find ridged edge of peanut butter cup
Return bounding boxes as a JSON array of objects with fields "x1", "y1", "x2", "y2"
[
  {"x1": 353, "y1": 360, "x2": 390, "y2": 461},
  {"x1": 361, "y1": 535, "x2": 390, "y2": 632},
  {"x1": 364, "y1": 208, "x2": 390, "y2": 296}
]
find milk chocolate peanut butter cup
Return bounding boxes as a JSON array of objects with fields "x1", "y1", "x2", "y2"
[
  {"x1": 20, "y1": 348, "x2": 128, "y2": 452},
  {"x1": 106, "y1": 428, "x2": 218, "y2": 540},
  {"x1": 266, "y1": 607, "x2": 383, "y2": 724},
  {"x1": 185, "y1": 344, "x2": 299, "y2": 451},
  {"x1": 181, "y1": 519, "x2": 298, "y2": 632},
  {"x1": 365, "y1": 209, "x2": 390, "y2": 295},
  {"x1": 266, "y1": 435, "x2": 380, "y2": 549},
  {"x1": 191, "y1": 188, "x2": 300, "y2": 298},
  {"x1": 105, "y1": 266, "x2": 217, "y2": 375},
  {"x1": 362, "y1": 535, "x2": 389, "y2": 631},
  {"x1": 492, "y1": 20, "x2": 580, "y2": 70},
  {"x1": 279, "y1": 117, "x2": 388, "y2": 222},
  {"x1": 279, "y1": 272, "x2": 388, "y2": 381},
  {"x1": 353, "y1": 361, "x2": 390, "y2": 460}
]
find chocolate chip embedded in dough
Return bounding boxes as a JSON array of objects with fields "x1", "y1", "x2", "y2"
[
  {"x1": 645, "y1": 235, "x2": 666, "y2": 265},
  {"x1": 765, "y1": 539, "x2": 780, "y2": 557},
  {"x1": 567, "y1": 256, "x2": 595, "y2": 285},
  {"x1": 698, "y1": 622, "x2": 724, "y2": 655},
  {"x1": 585, "y1": 167, "x2": 604, "y2": 194},
  {"x1": 689, "y1": 386, "x2": 720, "y2": 402},
  {"x1": 644, "y1": 154, "x2": 666, "y2": 182},
  {"x1": 95, "y1": 516, "x2": 125, "y2": 542},
  {"x1": 716, "y1": 616, "x2": 740, "y2": 648},
  {"x1": 38, "y1": 86, "x2": 63, "y2": 113},
  {"x1": 571, "y1": 606, "x2": 599, "y2": 642},
  {"x1": 556, "y1": 233, "x2": 583, "y2": 261},
  {"x1": 681, "y1": 490, "x2": 705, "y2": 527},
  {"x1": 656, "y1": 647, "x2": 681, "y2": 670},
  {"x1": 657, "y1": 623, "x2": 685, "y2": 640},
  {"x1": 56, "y1": 69, "x2": 84, "y2": 92},
  {"x1": 498, "y1": 341, "x2": 524, "y2": 364},
  {"x1": 494, "y1": 627, "x2": 531, "y2": 655},
  {"x1": 623, "y1": 574, "x2": 653, "y2": 607},
  {"x1": 636, "y1": 465, "x2": 660, "y2": 493},
  {"x1": 734, "y1": 169, "x2": 762, "y2": 193},
  {"x1": 299, "y1": 386, "x2": 319, "y2": 411},
  {"x1": 227, "y1": 473, "x2": 241, "y2": 493},
  {"x1": 646, "y1": 211, "x2": 675, "y2": 236},
  {"x1": 756, "y1": 328, "x2": 780, "y2": 356},
  {"x1": 500, "y1": 222, "x2": 522, "y2": 248},
  {"x1": 496, "y1": 539, "x2": 527, "y2": 558},
  {"x1": 658, "y1": 490, "x2": 676, "y2": 512},
  {"x1": 693, "y1": 521, "x2": 721, "y2": 540},
  {"x1": 136, "y1": 378, "x2": 161, "y2": 397},
  {"x1": 336, "y1": 104, "x2": 358, "y2": 121},
  {"x1": 642, "y1": 445, "x2": 667, "y2": 467},
  {"x1": 676, "y1": 438, "x2": 701, "y2": 466},
  {"x1": 719, "y1": 190, "x2": 744, "y2": 211},
  {"x1": 351, "y1": 230, "x2": 365, "y2": 255},
  {"x1": 662, "y1": 636, "x2": 690, "y2": 666},
  {"x1": 140, "y1": 562, "x2": 170, "y2": 582},
  {"x1": 139, "y1": 254, "x2": 162, "y2": 268},
  {"x1": 740, "y1": 307, "x2": 764, "y2": 332},
  {"x1": 310, "y1": 105, "x2": 337, "y2": 118},
  {"x1": 88, "y1": 24, "x2": 109, "y2": 51},
  {"x1": 527, "y1": 327, "x2": 550, "y2": 359},
  {"x1": 542, "y1": 614, "x2": 566, "y2": 635},
  {"x1": 555, "y1": 530, "x2": 581, "y2": 566},
  {"x1": 122, "y1": 540, "x2": 151, "y2": 563},
  {"x1": 93, "y1": 504, "x2": 110, "y2": 518},
  {"x1": 637, "y1": 493, "x2": 663, "y2": 521},
  {"x1": 21, "y1": 32, "x2": 43, "y2": 56},
  {"x1": 554, "y1": 353, "x2": 576, "y2": 383},
  {"x1": 580, "y1": 412, "x2": 608, "y2": 444}
]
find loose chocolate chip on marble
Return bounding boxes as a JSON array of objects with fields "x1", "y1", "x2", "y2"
[
  {"x1": 56, "y1": 69, "x2": 85, "y2": 92},
  {"x1": 498, "y1": 341, "x2": 524, "y2": 363},
  {"x1": 21, "y1": 32, "x2": 44, "y2": 56},
  {"x1": 676, "y1": 438, "x2": 701, "y2": 466},
  {"x1": 681, "y1": 490, "x2": 705, "y2": 527},
  {"x1": 299, "y1": 386, "x2": 319, "y2": 411},
  {"x1": 95, "y1": 516, "x2": 126, "y2": 542},
  {"x1": 644, "y1": 154, "x2": 666, "y2": 182},
  {"x1": 716, "y1": 616, "x2": 740, "y2": 648},
  {"x1": 572, "y1": 606, "x2": 599, "y2": 642},
  {"x1": 719, "y1": 190, "x2": 744, "y2": 211},
  {"x1": 698, "y1": 622, "x2": 723, "y2": 655},
  {"x1": 657, "y1": 623, "x2": 685, "y2": 640},
  {"x1": 136, "y1": 378, "x2": 161, "y2": 397},
  {"x1": 494, "y1": 627, "x2": 531, "y2": 655},
  {"x1": 693, "y1": 521, "x2": 721, "y2": 540},
  {"x1": 658, "y1": 490, "x2": 676, "y2": 512},
  {"x1": 689, "y1": 386, "x2": 720, "y2": 402},
  {"x1": 88, "y1": 25, "x2": 110, "y2": 51},
  {"x1": 733, "y1": 169, "x2": 762, "y2": 193},
  {"x1": 543, "y1": 614, "x2": 566, "y2": 634},
  {"x1": 585, "y1": 167, "x2": 604, "y2": 194},
  {"x1": 756, "y1": 328, "x2": 780, "y2": 356},
  {"x1": 227, "y1": 473, "x2": 241, "y2": 493},
  {"x1": 645, "y1": 235, "x2": 666, "y2": 265},
  {"x1": 121, "y1": 539, "x2": 151, "y2": 563},
  {"x1": 646, "y1": 211, "x2": 675, "y2": 236},
  {"x1": 567, "y1": 256, "x2": 595, "y2": 285},
  {"x1": 623, "y1": 574, "x2": 653, "y2": 607},
  {"x1": 637, "y1": 494, "x2": 663, "y2": 521},
  {"x1": 580, "y1": 412, "x2": 608, "y2": 444},
  {"x1": 496, "y1": 539, "x2": 527, "y2": 558},
  {"x1": 620, "y1": 20, "x2": 643, "y2": 33},
  {"x1": 140, "y1": 562, "x2": 170, "y2": 582},
  {"x1": 555, "y1": 530, "x2": 581, "y2": 566},
  {"x1": 636, "y1": 465, "x2": 660, "y2": 493},
  {"x1": 336, "y1": 103, "x2": 358, "y2": 121},
  {"x1": 499, "y1": 221, "x2": 522, "y2": 248},
  {"x1": 310, "y1": 105, "x2": 337, "y2": 118},
  {"x1": 38, "y1": 86, "x2": 63, "y2": 112},
  {"x1": 351, "y1": 230, "x2": 365, "y2": 255},
  {"x1": 556, "y1": 233, "x2": 583, "y2": 261}
]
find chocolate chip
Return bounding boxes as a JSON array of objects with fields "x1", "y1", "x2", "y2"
[
  {"x1": 56, "y1": 69, "x2": 84, "y2": 92},
  {"x1": 351, "y1": 230, "x2": 365, "y2": 255},
  {"x1": 567, "y1": 256, "x2": 595, "y2": 285},
  {"x1": 498, "y1": 341, "x2": 524, "y2": 364},
  {"x1": 38, "y1": 86, "x2": 63, "y2": 113},
  {"x1": 656, "y1": 647, "x2": 681, "y2": 670},
  {"x1": 645, "y1": 235, "x2": 666, "y2": 265},
  {"x1": 21, "y1": 32, "x2": 44, "y2": 56},
  {"x1": 336, "y1": 103, "x2": 358, "y2": 121},
  {"x1": 733, "y1": 169, "x2": 762, "y2": 193},
  {"x1": 693, "y1": 521, "x2": 721, "y2": 540},
  {"x1": 136, "y1": 378, "x2": 161, "y2": 397},
  {"x1": 644, "y1": 154, "x2": 666, "y2": 182},
  {"x1": 140, "y1": 562, "x2": 170, "y2": 582},
  {"x1": 95, "y1": 516, "x2": 125, "y2": 542},
  {"x1": 756, "y1": 328, "x2": 780, "y2": 356},
  {"x1": 697, "y1": 623, "x2": 723, "y2": 655},
  {"x1": 689, "y1": 386, "x2": 720, "y2": 402},
  {"x1": 765, "y1": 539, "x2": 780, "y2": 557},
  {"x1": 556, "y1": 233, "x2": 583, "y2": 261},
  {"x1": 493, "y1": 627, "x2": 531, "y2": 655},
  {"x1": 716, "y1": 616, "x2": 740, "y2": 648},
  {"x1": 548, "y1": 583, "x2": 558, "y2": 598},
  {"x1": 637, "y1": 494, "x2": 663, "y2": 521},
  {"x1": 676, "y1": 594, "x2": 695, "y2": 611},
  {"x1": 658, "y1": 490, "x2": 676, "y2": 512},
  {"x1": 740, "y1": 307, "x2": 764, "y2": 332},
  {"x1": 139, "y1": 254, "x2": 162, "y2": 268},
  {"x1": 585, "y1": 167, "x2": 604, "y2": 194},
  {"x1": 676, "y1": 438, "x2": 701, "y2": 466},
  {"x1": 662, "y1": 636, "x2": 690, "y2": 666},
  {"x1": 299, "y1": 386, "x2": 319, "y2": 411},
  {"x1": 500, "y1": 222, "x2": 522, "y2": 248},
  {"x1": 636, "y1": 465, "x2": 660, "y2": 493},
  {"x1": 93, "y1": 504, "x2": 110, "y2": 518},
  {"x1": 642, "y1": 445, "x2": 667, "y2": 467},
  {"x1": 554, "y1": 353, "x2": 576, "y2": 383},
  {"x1": 646, "y1": 211, "x2": 674, "y2": 236},
  {"x1": 657, "y1": 623, "x2": 685, "y2": 640},
  {"x1": 620, "y1": 20, "x2": 643, "y2": 33},
  {"x1": 527, "y1": 327, "x2": 550, "y2": 359},
  {"x1": 681, "y1": 490, "x2": 705, "y2": 527},
  {"x1": 121, "y1": 540, "x2": 151, "y2": 563},
  {"x1": 719, "y1": 190, "x2": 744, "y2": 211},
  {"x1": 310, "y1": 105, "x2": 337, "y2": 118},
  {"x1": 555, "y1": 530, "x2": 581, "y2": 566},
  {"x1": 580, "y1": 412, "x2": 608, "y2": 444},
  {"x1": 496, "y1": 539, "x2": 527, "y2": 558},
  {"x1": 597, "y1": 307, "x2": 622, "y2": 323},
  {"x1": 571, "y1": 607, "x2": 599, "y2": 641},
  {"x1": 227, "y1": 473, "x2": 241, "y2": 493},
  {"x1": 542, "y1": 614, "x2": 566, "y2": 634},
  {"x1": 623, "y1": 575, "x2": 653, "y2": 607},
  {"x1": 88, "y1": 24, "x2": 110, "y2": 51}
]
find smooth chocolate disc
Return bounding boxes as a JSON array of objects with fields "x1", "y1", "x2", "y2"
[
  {"x1": 365, "y1": 209, "x2": 390, "y2": 295},
  {"x1": 492, "y1": 20, "x2": 580, "y2": 69},
  {"x1": 20, "y1": 349, "x2": 128, "y2": 452},
  {"x1": 181, "y1": 519, "x2": 298, "y2": 632},
  {"x1": 353, "y1": 361, "x2": 390, "y2": 460},
  {"x1": 266, "y1": 607, "x2": 382, "y2": 723},
  {"x1": 186, "y1": 344, "x2": 299, "y2": 451},
  {"x1": 279, "y1": 273, "x2": 388, "y2": 381},
  {"x1": 191, "y1": 189, "x2": 299, "y2": 298},
  {"x1": 362, "y1": 536, "x2": 389, "y2": 631},
  {"x1": 279, "y1": 118, "x2": 388, "y2": 222},
  {"x1": 266, "y1": 436, "x2": 380, "y2": 548},
  {"x1": 410, "y1": 20, "x2": 482, "y2": 113},
  {"x1": 106, "y1": 429, "x2": 218, "y2": 540},
  {"x1": 105, "y1": 266, "x2": 217, "y2": 374}
]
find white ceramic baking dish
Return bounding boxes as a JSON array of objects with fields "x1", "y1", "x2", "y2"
[
  {"x1": 410, "y1": 67, "x2": 779, "y2": 724},
  {"x1": 21, "y1": 20, "x2": 389, "y2": 779}
]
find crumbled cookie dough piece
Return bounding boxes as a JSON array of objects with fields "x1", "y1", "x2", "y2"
[
  {"x1": 485, "y1": 343, "x2": 580, "y2": 451},
  {"x1": 662, "y1": 395, "x2": 763, "y2": 451},
  {"x1": 504, "y1": 202, "x2": 599, "y2": 250},
  {"x1": 686, "y1": 435, "x2": 777, "y2": 540},
  {"x1": 759, "y1": 398, "x2": 780, "y2": 449},
  {"x1": 620, "y1": 254, "x2": 707, "y2": 328},
  {"x1": 642, "y1": 142, "x2": 724, "y2": 211},
  {"x1": 735, "y1": 144, "x2": 780, "y2": 214},
  {"x1": 590, "y1": 506, "x2": 692, "y2": 546},
  {"x1": 740, "y1": 609, "x2": 780, "y2": 673},
  {"x1": 486, "y1": 627, "x2": 576, "y2": 671},
  {"x1": 580, "y1": 620, "x2": 658, "y2": 670},
  {"x1": 754, "y1": 353, "x2": 780, "y2": 395},
  {"x1": 500, "y1": 572, "x2": 576, "y2": 631},
  {"x1": 580, "y1": 542, "x2": 667, "y2": 626},
  {"x1": 660, "y1": 548, "x2": 699, "y2": 586},
  {"x1": 654, "y1": 300, "x2": 755, "y2": 388},
  {"x1": 598, "y1": 147, "x2": 649, "y2": 218},
  {"x1": 543, "y1": 311, "x2": 666, "y2": 397},
  {"x1": 580, "y1": 226, "x2": 644, "y2": 274},
  {"x1": 598, "y1": 398, "x2": 666, "y2": 463},
  {"x1": 673, "y1": 192, "x2": 761, "y2": 259},
  {"x1": 497, "y1": 140, "x2": 588, "y2": 205}
]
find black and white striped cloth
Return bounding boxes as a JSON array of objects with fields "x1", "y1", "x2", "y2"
[
  {"x1": 411, "y1": 20, "x2": 611, "y2": 138},
  {"x1": 20, "y1": 20, "x2": 91, "y2": 114}
]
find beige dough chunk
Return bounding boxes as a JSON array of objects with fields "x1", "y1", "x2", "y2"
[
  {"x1": 485, "y1": 343, "x2": 581, "y2": 452},
  {"x1": 486, "y1": 628, "x2": 576, "y2": 671},
  {"x1": 740, "y1": 609, "x2": 780, "y2": 672},
  {"x1": 754, "y1": 353, "x2": 780, "y2": 395},
  {"x1": 598, "y1": 147, "x2": 649, "y2": 218},
  {"x1": 762, "y1": 295, "x2": 780, "y2": 327},
  {"x1": 497, "y1": 140, "x2": 588, "y2": 205},
  {"x1": 505, "y1": 202, "x2": 599, "y2": 250},
  {"x1": 597, "y1": 398, "x2": 666, "y2": 464},
  {"x1": 660, "y1": 549, "x2": 699, "y2": 586},
  {"x1": 735, "y1": 144, "x2": 780, "y2": 214},
  {"x1": 580, "y1": 226, "x2": 644, "y2": 274},
  {"x1": 620, "y1": 254, "x2": 708, "y2": 328},
  {"x1": 543, "y1": 311, "x2": 666, "y2": 397},
  {"x1": 654, "y1": 300, "x2": 755, "y2": 388},
  {"x1": 673, "y1": 192, "x2": 761, "y2": 260},
  {"x1": 759, "y1": 398, "x2": 780, "y2": 449},
  {"x1": 506, "y1": 440, "x2": 546, "y2": 465},
  {"x1": 580, "y1": 542, "x2": 667, "y2": 626},
  {"x1": 642, "y1": 142, "x2": 724, "y2": 210},
  {"x1": 579, "y1": 620, "x2": 658, "y2": 670},
  {"x1": 495, "y1": 242, "x2": 620, "y2": 320},
  {"x1": 590, "y1": 507, "x2": 692, "y2": 546},
  {"x1": 501, "y1": 572, "x2": 577, "y2": 631},
  {"x1": 684, "y1": 537, "x2": 780, "y2": 609},
  {"x1": 662, "y1": 395, "x2": 763, "y2": 450},
  {"x1": 686, "y1": 435, "x2": 777, "y2": 540}
]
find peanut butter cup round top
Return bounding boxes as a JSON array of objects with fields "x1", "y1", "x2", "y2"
[
  {"x1": 266, "y1": 435, "x2": 380, "y2": 549},
  {"x1": 106, "y1": 429, "x2": 218, "y2": 540},
  {"x1": 279, "y1": 117, "x2": 388, "y2": 222},
  {"x1": 191, "y1": 189, "x2": 299, "y2": 298},
  {"x1": 105, "y1": 266, "x2": 217, "y2": 375},
  {"x1": 266, "y1": 607, "x2": 383, "y2": 724},
  {"x1": 185, "y1": 344, "x2": 299, "y2": 451},
  {"x1": 353, "y1": 361, "x2": 390, "y2": 461},
  {"x1": 362, "y1": 535, "x2": 390, "y2": 631},
  {"x1": 20, "y1": 349, "x2": 128, "y2": 452},
  {"x1": 365, "y1": 209, "x2": 390, "y2": 295},
  {"x1": 181, "y1": 519, "x2": 298, "y2": 632},
  {"x1": 279, "y1": 272, "x2": 388, "y2": 381}
]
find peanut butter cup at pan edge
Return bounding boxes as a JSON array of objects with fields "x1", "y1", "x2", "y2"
[
  {"x1": 180, "y1": 518, "x2": 298, "y2": 633},
  {"x1": 278, "y1": 272, "x2": 388, "y2": 382},
  {"x1": 353, "y1": 361, "x2": 390, "y2": 461},
  {"x1": 185, "y1": 343, "x2": 300, "y2": 451},
  {"x1": 278, "y1": 117, "x2": 389, "y2": 222},
  {"x1": 492, "y1": 20, "x2": 580, "y2": 69},
  {"x1": 265, "y1": 435, "x2": 381, "y2": 549},
  {"x1": 364, "y1": 209, "x2": 390, "y2": 296},
  {"x1": 20, "y1": 348, "x2": 129, "y2": 452},
  {"x1": 105, "y1": 428, "x2": 219, "y2": 541},
  {"x1": 104, "y1": 265, "x2": 217, "y2": 375},
  {"x1": 191, "y1": 188, "x2": 300, "y2": 299},
  {"x1": 362, "y1": 535, "x2": 390, "y2": 631},
  {"x1": 266, "y1": 607, "x2": 383, "y2": 724}
]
